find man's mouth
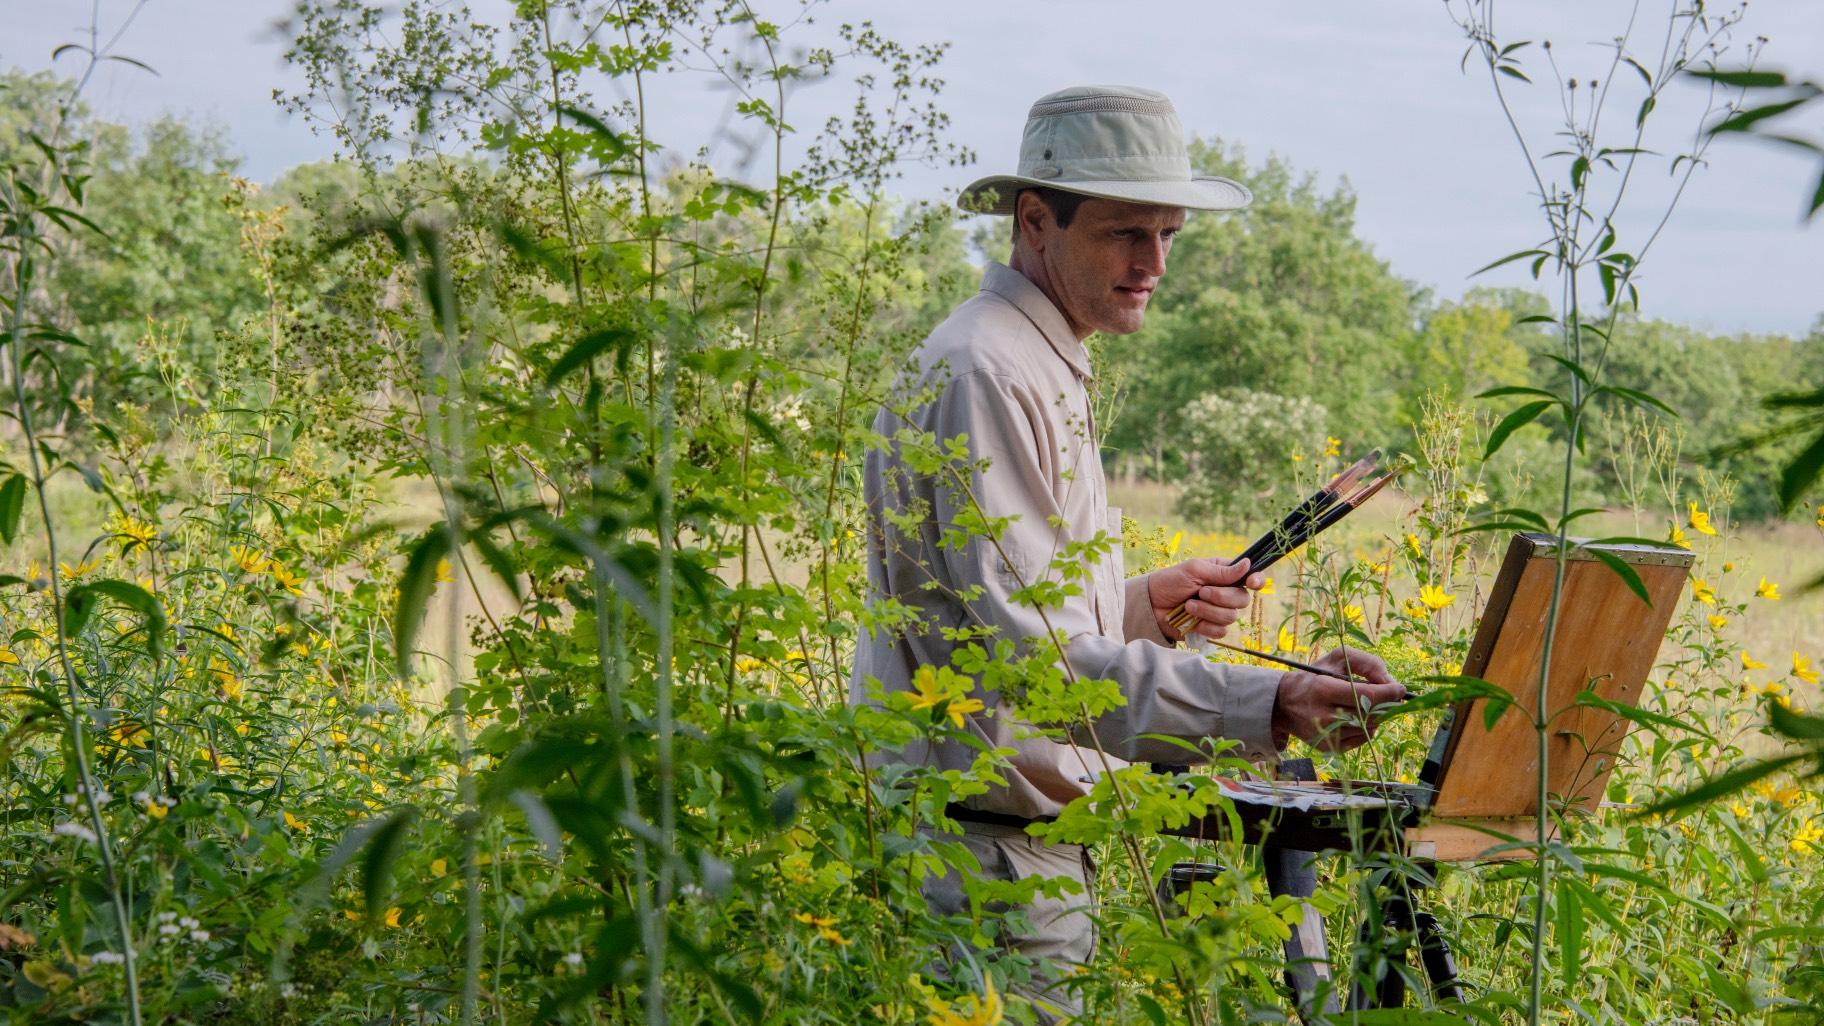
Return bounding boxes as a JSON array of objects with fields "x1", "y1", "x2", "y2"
[{"x1": 1116, "y1": 285, "x2": 1154, "y2": 301}]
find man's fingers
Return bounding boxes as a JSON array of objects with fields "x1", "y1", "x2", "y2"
[
  {"x1": 1195, "y1": 584, "x2": 1253, "y2": 609},
  {"x1": 1184, "y1": 556, "x2": 1252, "y2": 587},
  {"x1": 1182, "y1": 600, "x2": 1239, "y2": 629},
  {"x1": 1318, "y1": 646, "x2": 1398, "y2": 687}
]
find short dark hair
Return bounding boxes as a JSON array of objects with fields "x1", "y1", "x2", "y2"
[{"x1": 1012, "y1": 186, "x2": 1090, "y2": 242}]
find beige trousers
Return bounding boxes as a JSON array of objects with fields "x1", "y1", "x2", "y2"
[{"x1": 922, "y1": 822, "x2": 1097, "y2": 1024}]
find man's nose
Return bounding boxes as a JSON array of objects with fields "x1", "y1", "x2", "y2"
[{"x1": 1134, "y1": 234, "x2": 1168, "y2": 276}]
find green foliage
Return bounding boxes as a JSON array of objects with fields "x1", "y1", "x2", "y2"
[{"x1": 0, "y1": 3, "x2": 1821, "y2": 1025}]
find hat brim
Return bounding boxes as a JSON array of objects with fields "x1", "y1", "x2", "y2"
[{"x1": 957, "y1": 174, "x2": 1252, "y2": 216}]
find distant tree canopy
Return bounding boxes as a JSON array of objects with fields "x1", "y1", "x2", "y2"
[{"x1": 3, "y1": 67, "x2": 1818, "y2": 522}]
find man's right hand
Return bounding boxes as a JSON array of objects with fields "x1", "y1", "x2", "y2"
[{"x1": 1270, "y1": 646, "x2": 1407, "y2": 751}]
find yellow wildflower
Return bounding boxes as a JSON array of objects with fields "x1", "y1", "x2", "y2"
[
  {"x1": 1361, "y1": 556, "x2": 1391, "y2": 575},
  {"x1": 229, "y1": 545, "x2": 269, "y2": 574},
  {"x1": 1816, "y1": 505, "x2": 1824, "y2": 530},
  {"x1": 817, "y1": 925, "x2": 851, "y2": 947},
  {"x1": 1257, "y1": 577, "x2": 1275, "y2": 596},
  {"x1": 906, "y1": 666, "x2": 984, "y2": 729},
  {"x1": 1742, "y1": 651, "x2": 1767, "y2": 670},
  {"x1": 926, "y1": 978, "x2": 1002, "y2": 1026},
  {"x1": 1402, "y1": 598, "x2": 1430, "y2": 618},
  {"x1": 1723, "y1": 561, "x2": 1736, "y2": 573},
  {"x1": 1691, "y1": 578, "x2": 1717, "y2": 606},
  {"x1": 1419, "y1": 584, "x2": 1454, "y2": 610},
  {"x1": 59, "y1": 559, "x2": 98, "y2": 582},
  {"x1": 1277, "y1": 625, "x2": 1298, "y2": 652},
  {"x1": 1707, "y1": 614, "x2": 1728, "y2": 630},
  {"x1": 145, "y1": 798, "x2": 167, "y2": 820},
  {"x1": 270, "y1": 563, "x2": 306, "y2": 596},
  {"x1": 1729, "y1": 801, "x2": 1751, "y2": 819},
  {"x1": 283, "y1": 811, "x2": 309, "y2": 832},
  {"x1": 1757, "y1": 577, "x2": 1782, "y2": 601},
  {"x1": 1665, "y1": 523, "x2": 1690, "y2": 550},
  {"x1": 217, "y1": 675, "x2": 243, "y2": 701},
  {"x1": 1323, "y1": 436, "x2": 1341, "y2": 458},
  {"x1": 1794, "y1": 822, "x2": 1824, "y2": 855},
  {"x1": 431, "y1": 858, "x2": 448, "y2": 878},
  {"x1": 1405, "y1": 533, "x2": 1423, "y2": 559},
  {"x1": 1340, "y1": 604, "x2": 1364, "y2": 625},
  {"x1": 792, "y1": 912, "x2": 837, "y2": 927},
  {"x1": 1166, "y1": 530, "x2": 1183, "y2": 557},
  {"x1": 1795, "y1": 653, "x2": 1820, "y2": 685},
  {"x1": 107, "y1": 513, "x2": 158, "y2": 549},
  {"x1": 1686, "y1": 501, "x2": 1716, "y2": 537},
  {"x1": 108, "y1": 721, "x2": 149, "y2": 747},
  {"x1": 383, "y1": 907, "x2": 402, "y2": 928},
  {"x1": 434, "y1": 559, "x2": 454, "y2": 585},
  {"x1": 1290, "y1": 450, "x2": 1305, "y2": 463}
]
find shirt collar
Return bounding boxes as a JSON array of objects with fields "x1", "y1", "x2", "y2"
[{"x1": 980, "y1": 261, "x2": 1094, "y2": 382}]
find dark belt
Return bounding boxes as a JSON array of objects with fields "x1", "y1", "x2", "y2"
[{"x1": 944, "y1": 803, "x2": 1055, "y2": 830}]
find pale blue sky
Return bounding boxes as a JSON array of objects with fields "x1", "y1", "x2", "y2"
[{"x1": 6, "y1": 0, "x2": 1821, "y2": 336}]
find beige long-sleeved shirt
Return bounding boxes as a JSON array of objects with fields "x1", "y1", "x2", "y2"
[{"x1": 851, "y1": 261, "x2": 1281, "y2": 820}]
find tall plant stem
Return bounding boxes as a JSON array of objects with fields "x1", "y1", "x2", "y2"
[
  {"x1": 724, "y1": 0, "x2": 789, "y2": 719},
  {"x1": 2, "y1": 178, "x2": 144, "y2": 1026}
]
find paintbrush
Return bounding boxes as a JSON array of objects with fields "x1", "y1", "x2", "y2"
[
  {"x1": 1198, "y1": 638, "x2": 1418, "y2": 697},
  {"x1": 1232, "y1": 449, "x2": 1380, "y2": 569},
  {"x1": 1165, "y1": 453, "x2": 1410, "y2": 637}
]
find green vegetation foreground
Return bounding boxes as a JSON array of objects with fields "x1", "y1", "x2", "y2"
[{"x1": 0, "y1": 2, "x2": 1820, "y2": 1024}]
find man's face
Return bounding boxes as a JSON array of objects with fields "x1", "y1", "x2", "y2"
[{"x1": 1022, "y1": 196, "x2": 1185, "y2": 337}]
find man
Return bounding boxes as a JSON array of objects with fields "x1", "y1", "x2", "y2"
[{"x1": 851, "y1": 85, "x2": 1404, "y2": 1020}]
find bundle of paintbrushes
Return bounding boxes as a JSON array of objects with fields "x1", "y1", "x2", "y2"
[{"x1": 1165, "y1": 449, "x2": 1408, "y2": 639}]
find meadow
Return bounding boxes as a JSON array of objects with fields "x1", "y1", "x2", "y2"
[{"x1": 2, "y1": 2, "x2": 1823, "y2": 1024}]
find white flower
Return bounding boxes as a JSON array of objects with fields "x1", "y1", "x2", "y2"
[
  {"x1": 157, "y1": 912, "x2": 177, "y2": 924},
  {"x1": 91, "y1": 951, "x2": 126, "y2": 966},
  {"x1": 190, "y1": 929, "x2": 211, "y2": 943},
  {"x1": 132, "y1": 790, "x2": 152, "y2": 805},
  {"x1": 563, "y1": 951, "x2": 585, "y2": 967},
  {"x1": 54, "y1": 821, "x2": 98, "y2": 843},
  {"x1": 62, "y1": 793, "x2": 79, "y2": 806},
  {"x1": 159, "y1": 924, "x2": 181, "y2": 937},
  {"x1": 179, "y1": 917, "x2": 199, "y2": 930}
]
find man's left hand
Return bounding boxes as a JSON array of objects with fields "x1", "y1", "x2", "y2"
[{"x1": 1148, "y1": 557, "x2": 1265, "y2": 641}]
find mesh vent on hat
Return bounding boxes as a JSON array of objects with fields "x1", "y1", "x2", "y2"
[{"x1": 1027, "y1": 94, "x2": 1176, "y2": 119}]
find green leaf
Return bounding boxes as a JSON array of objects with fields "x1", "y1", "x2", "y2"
[
  {"x1": 1599, "y1": 384, "x2": 1678, "y2": 417},
  {"x1": 1484, "y1": 400, "x2": 1554, "y2": 460},
  {"x1": 1768, "y1": 700, "x2": 1824, "y2": 741},
  {"x1": 1470, "y1": 248, "x2": 1549, "y2": 277},
  {"x1": 1713, "y1": 96, "x2": 1817, "y2": 135},
  {"x1": 1477, "y1": 385, "x2": 1561, "y2": 401},
  {"x1": 64, "y1": 579, "x2": 167, "y2": 660},
  {"x1": 546, "y1": 328, "x2": 636, "y2": 386},
  {"x1": 393, "y1": 524, "x2": 453, "y2": 676},
  {"x1": 1778, "y1": 427, "x2": 1824, "y2": 512},
  {"x1": 468, "y1": 531, "x2": 523, "y2": 603},
  {"x1": 1685, "y1": 69, "x2": 1790, "y2": 89},
  {"x1": 360, "y1": 807, "x2": 418, "y2": 915},
  {"x1": 1497, "y1": 64, "x2": 1532, "y2": 84},
  {"x1": 0, "y1": 474, "x2": 25, "y2": 544},
  {"x1": 1556, "y1": 876, "x2": 1583, "y2": 988},
  {"x1": 1637, "y1": 753, "x2": 1804, "y2": 817},
  {"x1": 1589, "y1": 549, "x2": 1651, "y2": 605}
]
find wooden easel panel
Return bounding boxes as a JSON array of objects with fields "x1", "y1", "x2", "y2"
[{"x1": 1431, "y1": 534, "x2": 1691, "y2": 819}]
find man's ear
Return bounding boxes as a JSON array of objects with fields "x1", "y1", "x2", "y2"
[{"x1": 1013, "y1": 191, "x2": 1050, "y2": 252}]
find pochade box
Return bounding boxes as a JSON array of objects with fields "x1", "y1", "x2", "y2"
[{"x1": 1166, "y1": 531, "x2": 1695, "y2": 859}]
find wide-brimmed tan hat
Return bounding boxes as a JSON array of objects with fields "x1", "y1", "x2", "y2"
[{"x1": 958, "y1": 85, "x2": 1251, "y2": 216}]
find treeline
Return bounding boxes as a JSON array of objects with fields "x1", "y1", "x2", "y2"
[{"x1": 4, "y1": 69, "x2": 1815, "y2": 524}]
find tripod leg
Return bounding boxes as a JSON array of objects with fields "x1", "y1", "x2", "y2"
[
  {"x1": 1264, "y1": 758, "x2": 1340, "y2": 1020},
  {"x1": 1265, "y1": 844, "x2": 1339, "y2": 1020},
  {"x1": 1414, "y1": 910, "x2": 1464, "y2": 1003},
  {"x1": 1348, "y1": 881, "x2": 1411, "y2": 1009}
]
